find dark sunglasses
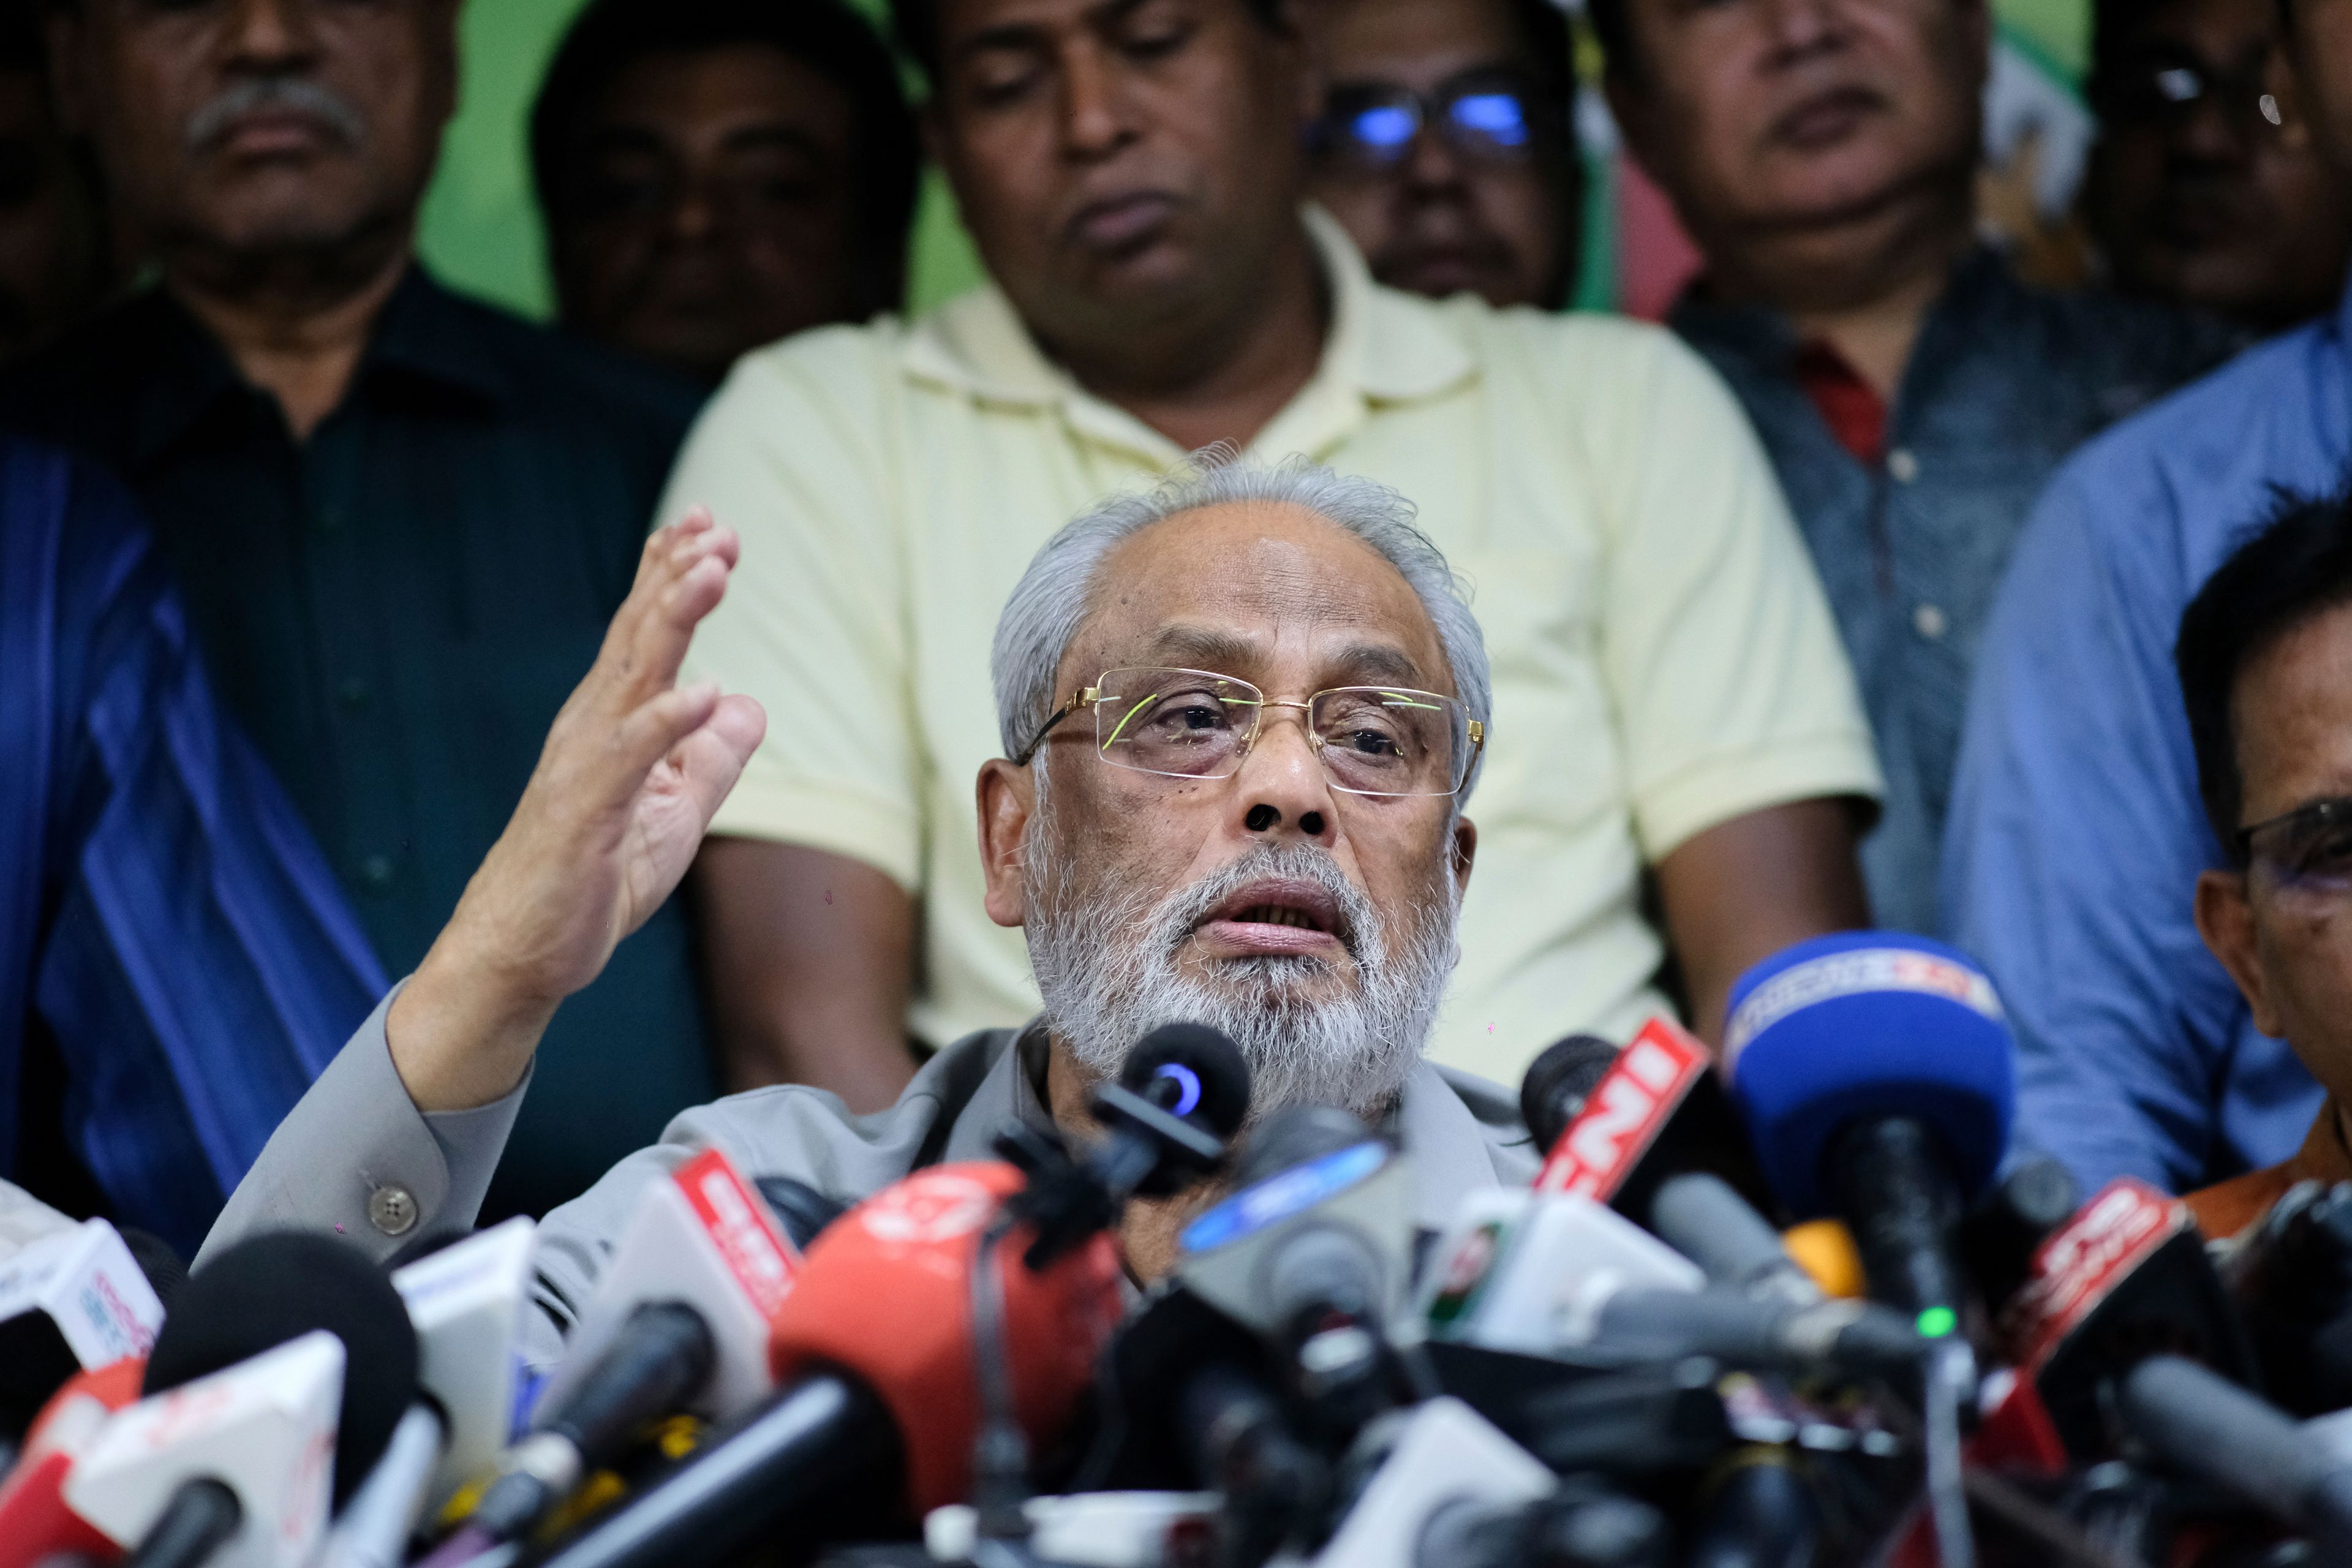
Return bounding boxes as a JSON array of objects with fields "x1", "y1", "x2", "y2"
[{"x1": 1313, "y1": 74, "x2": 1561, "y2": 168}]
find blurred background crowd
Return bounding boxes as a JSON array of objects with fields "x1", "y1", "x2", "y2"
[{"x1": 7, "y1": 0, "x2": 2352, "y2": 1263}]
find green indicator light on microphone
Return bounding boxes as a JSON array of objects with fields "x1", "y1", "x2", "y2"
[{"x1": 1915, "y1": 1305, "x2": 1959, "y2": 1339}]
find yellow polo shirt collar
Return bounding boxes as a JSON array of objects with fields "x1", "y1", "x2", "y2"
[{"x1": 897, "y1": 206, "x2": 1477, "y2": 466}]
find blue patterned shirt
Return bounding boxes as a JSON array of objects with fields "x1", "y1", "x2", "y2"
[
  {"x1": 1, "y1": 438, "x2": 383, "y2": 1257},
  {"x1": 1675, "y1": 251, "x2": 2236, "y2": 932}
]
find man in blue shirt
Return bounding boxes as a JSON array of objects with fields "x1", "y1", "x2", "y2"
[
  {"x1": 2, "y1": 437, "x2": 383, "y2": 1260},
  {"x1": 1944, "y1": 0, "x2": 2352, "y2": 1196}
]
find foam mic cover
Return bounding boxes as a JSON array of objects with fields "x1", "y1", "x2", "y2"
[
  {"x1": 1723, "y1": 933, "x2": 2015, "y2": 1219},
  {"x1": 1518, "y1": 1035, "x2": 1624, "y2": 1153},
  {"x1": 0, "y1": 1357, "x2": 147, "y2": 1568},
  {"x1": 145, "y1": 1231, "x2": 420, "y2": 1505},
  {"x1": 1123, "y1": 1022, "x2": 1251, "y2": 1144}
]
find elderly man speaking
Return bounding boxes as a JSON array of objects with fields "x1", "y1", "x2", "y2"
[{"x1": 204, "y1": 456, "x2": 1537, "y2": 1354}]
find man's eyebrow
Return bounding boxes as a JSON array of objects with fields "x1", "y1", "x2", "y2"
[{"x1": 1327, "y1": 643, "x2": 1428, "y2": 687}]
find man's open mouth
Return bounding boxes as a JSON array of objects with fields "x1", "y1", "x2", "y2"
[{"x1": 1191, "y1": 878, "x2": 1354, "y2": 957}]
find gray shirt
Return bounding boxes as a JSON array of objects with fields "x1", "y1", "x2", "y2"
[
  {"x1": 203, "y1": 984, "x2": 1541, "y2": 1368},
  {"x1": 1673, "y1": 251, "x2": 2237, "y2": 932}
]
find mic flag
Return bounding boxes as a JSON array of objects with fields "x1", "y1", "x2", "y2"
[{"x1": 1533, "y1": 1017, "x2": 1714, "y2": 1200}]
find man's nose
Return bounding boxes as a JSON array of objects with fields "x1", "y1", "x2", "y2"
[
  {"x1": 1401, "y1": 121, "x2": 1472, "y2": 197},
  {"x1": 1232, "y1": 707, "x2": 1341, "y2": 848},
  {"x1": 219, "y1": 0, "x2": 322, "y2": 66},
  {"x1": 1757, "y1": 0, "x2": 1850, "y2": 61},
  {"x1": 1058, "y1": 40, "x2": 1138, "y2": 160}
]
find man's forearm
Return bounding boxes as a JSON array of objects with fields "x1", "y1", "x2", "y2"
[{"x1": 1656, "y1": 796, "x2": 1874, "y2": 1043}]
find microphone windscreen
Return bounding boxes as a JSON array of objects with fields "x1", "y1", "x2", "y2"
[
  {"x1": 1724, "y1": 932, "x2": 2015, "y2": 1218},
  {"x1": 145, "y1": 1231, "x2": 420, "y2": 1504},
  {"x1": 1518, "y1": 1034, "x2": 1621, "y2": 1152},
  {"x1": 1124, "y1": 1023, "x2": 1251, "y2": 1142},
  {"x1": 118, "y1": 1229, "x2": 189, "y2": 1315}
]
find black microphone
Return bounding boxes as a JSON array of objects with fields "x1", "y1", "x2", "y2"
[
  {"x1": 1003, "y1": 1022, "x2": 1250, "y2": 1267},
  {"x1": 145, "y1": 1231, "x2": 420, "y2": 1506},
  {"x1": 1999, "y1": 1177, "x2": 2259, "y2": 1461},
  {"x1": 2224, "y1": 1178, "x2": 2352, "y2": 1417},
  {"x1": 1175, "y1": 1360, "x2": 1330, "y2": 1568},
  {"x1": 1415, "y1": 1476, "x2": 1670, "y2": 1568},
  {"x1": 1521, "y1": 1025, "x2": 1811, "y2": 1306},
  {"x1": 1958, "y1": 1155, "x2": 2079, "y2": 1317},
  {"x1": 2117, "y1": 1354, "x2": 2352, "y2": 1555},
  {"x1": 1685, "y1": 1452, "x2": 1820, "y2": 1568}
]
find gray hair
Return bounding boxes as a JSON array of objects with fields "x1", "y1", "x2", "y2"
[{"x1": 992, "y1": 453, "x2": 1493, "y2": 799}]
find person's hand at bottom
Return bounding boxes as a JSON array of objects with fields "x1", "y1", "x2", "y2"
[{"x1": 389, "y1": 508, "x2": 767, "y2": 1110}]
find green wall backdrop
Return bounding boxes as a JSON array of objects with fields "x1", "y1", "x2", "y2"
[{"x1": 415, "y1": 0, "x2": 2090, "y2": 326}]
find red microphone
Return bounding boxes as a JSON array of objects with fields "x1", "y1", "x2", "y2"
[{"x1": 0, "y1": 1356, "x2": 147, "y2": 1568}]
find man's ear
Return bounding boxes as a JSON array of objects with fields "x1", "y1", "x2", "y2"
[
  {"x1": 2195, "y1": 868, "x2": 2285, "y2": 1038},
  {"x1": 1451, "y1": 814, "x2": 1478, "y2": 895},
  {"x1": 976, "y1": 758, "x2": 1039, "y2": 929}
]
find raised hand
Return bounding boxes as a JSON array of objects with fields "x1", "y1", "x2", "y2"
[{"x1": 389, "y1": 510, "x2": 767, "y2": 1110}]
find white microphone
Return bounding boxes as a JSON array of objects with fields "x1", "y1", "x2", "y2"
[
  {"x1": 1310, "y1": 1397, "x2": 1554, "y2": 1568},
  {"x1": 65, "y1": 1330, "x2": 344, "y2": 1568},
  {"x1": 1419, "y1": 1188, "x2": 1705, "y2": 1357},
  {"x1": 391, "y1": 1216, "x2": 535, "y2": 1509},
  {"x1": 0, "y1": 1179, "x2": 77, "y2": 1260},
  {"x1": 0, "y1": 1218, "x2": 167, "y2": 1373},
  {"x1": 532, "y1": 1148, "x2": 801, "y2": 1423},
  {"x1": 311, "y1": 1403, "x2": 446, "y2": 1568}
]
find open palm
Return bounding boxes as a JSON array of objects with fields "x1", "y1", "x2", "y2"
[{"x1": 393, "y1": 510, "x2": 765, "y2": 1109}]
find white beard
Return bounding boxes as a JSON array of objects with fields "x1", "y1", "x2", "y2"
[{"x1": 1023, "y1": 793, "x2": 1459, "y2": 1122}]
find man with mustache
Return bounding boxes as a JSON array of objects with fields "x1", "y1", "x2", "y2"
[
  {"x1": 0, "y1": 0, "x2": 719, "y2": 1224},
  {"x1": 680, "y1": 0, "x2": 1882, "y2": 1115},
  {"x1": 203, "y1": 462, "x2": 1563, "y2": 1333},
  {"x1": 1593, "y1": 0, "x2": 2237, "y2": 931}
]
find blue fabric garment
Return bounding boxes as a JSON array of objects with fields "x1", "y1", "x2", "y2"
[
  {"x1": 1943, "y1": 277, "x2": 2352, "y2": 1198},
  {"x1": 0, "y1": 437, "x2": 384, "y2": 1258},
  {"x1": 1675, "y1": 251, "x2": 2237, "y2": 933}
]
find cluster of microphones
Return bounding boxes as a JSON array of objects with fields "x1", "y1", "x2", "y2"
[{"x1": 12, "y1": 932, "x2": 2352, "y2": 1568}]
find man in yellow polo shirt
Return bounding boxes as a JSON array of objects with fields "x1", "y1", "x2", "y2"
[{"x1": 672, "y1": 0, "x2": 1882, "y2": 1108}]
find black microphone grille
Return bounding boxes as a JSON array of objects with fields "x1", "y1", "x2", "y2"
[
  {"x1": 1123, "y1": 1023, "x2": 1252, "y2": 1142},
  {"x1": 146, "y1": 1230, "x2": 420, "y2": 1506},
  {"x1": 1520, "y1": 1033, "x2": 1623, "y2": 1153}
]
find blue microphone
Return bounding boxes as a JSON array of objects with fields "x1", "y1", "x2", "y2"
[{"x1": 1723, "y1": 933, "x2": 2015, "y2": 1341}]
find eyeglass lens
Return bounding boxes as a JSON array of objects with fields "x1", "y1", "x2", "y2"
[
  {"x1": 2248, "y1": 799, "x2": 2352, "y2": 896},
  {"x1": 1091, "y1": 668, "x2": 1468, "y2": 796},
  {"x1": 1327, "y1": 86, "x2": 1536, "y2": 164}
]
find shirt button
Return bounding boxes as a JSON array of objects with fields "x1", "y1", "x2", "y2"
[
  {"x1": 1887, "y1": 448, "x2": 1920, "y2": 484},
  {"x1": 336, "y1": 677, "x2": 369, "y2": 710},
  {"x1": 359, "y1": 853, "x2": 396, "y2": 889},
  {"x1": 367, "y1": 1184, "x2": 418, "y2": 1237},
  {"x1": 1913, "y1": 603, "x2": 1948, "y2": 641}
]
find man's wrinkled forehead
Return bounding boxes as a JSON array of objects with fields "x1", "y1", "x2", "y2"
[{"x1": 1065, "y1": 500, "x2": 1453, "y2": 693}]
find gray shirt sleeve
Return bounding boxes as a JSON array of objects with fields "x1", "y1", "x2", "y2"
[{"x1": 198, "y1": 982, "x2": 532, "y2": 1269}]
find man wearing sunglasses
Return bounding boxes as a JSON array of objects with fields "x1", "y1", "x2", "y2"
[
  {"x1": 1947, "y1": 0, "x2": 2352, "y2": 1201},
  {"x1": 2172, "y1": 496, "x2": 2352, "y2": 1238},
  {"x1": 1590, "y1": 0, "x2": 2236, "y2": 935},
  {"x1": 1304, "y1": 0, "x2": 1583, "y2": 309},
  {"x1": 2082, "y1": 0, "x2": 2352, "y2": 332},
  {"x1": 198, "y1": 462, "x2": 1547, "y2": 1327},
  {"x1": 675, "y1": 0, "x2": 1883, "y2": 1112}
]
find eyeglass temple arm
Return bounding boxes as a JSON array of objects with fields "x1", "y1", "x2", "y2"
[{"x1": 1011, "y1": 687, "x2": 1099, "y2": 766}]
